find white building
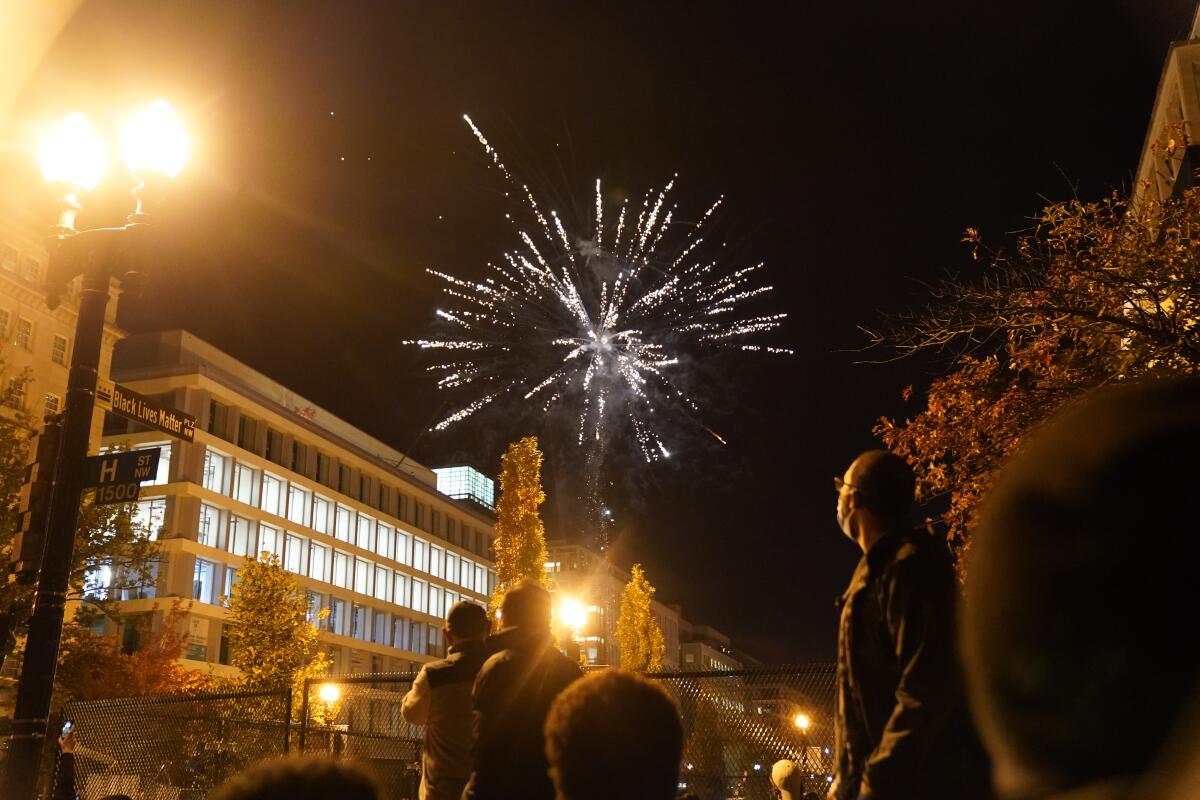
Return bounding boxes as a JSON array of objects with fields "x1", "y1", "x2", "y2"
[{"x1": 97, "y1": 329, "x2": 496, "y2": 676}]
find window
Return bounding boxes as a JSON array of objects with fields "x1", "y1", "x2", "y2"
[
  {"x1": 412, "y1": 579, "x2": 428, "y2": 614},
  {"x1": 0, "y1": 244, "x2": 16, "y2": 271},
  {"x1": 198, "y1": 503, "x2": 223, "y2": 547},
  {"x1": 395, "y1": 530, "x2": 411, "y2": 566},
  {"x1": 334, "y1": 505, "x2": 353, "y2": 542},
  {"x1": 412, "y1": 537, "x2": 429, "y2": 573},
  {"x1": 375, "y1": 522, "x2": 393, "y2": 559},
  {"x1": 332, "y1": 551, "x2": 350, "y2": 588},
  {"x1": 312, "y1": 495, "x2": 332, "y2": 534},
  {"x1": 338, "y1": 464, "x2": 352, "y2": 494},
  {"x1": 431, "y1": 510, "x2": 441, "y2": 539},
  {"x1": 351, "y1": 604, "x2": 368, "y2": 640},
  {"x1": 223, "y1": 567, "x2": 239, "y2": 602},
  {"x1": 475, "y1": 565, "x2": 486, "y2": 595},
  {"x1": 14, "y1": 318, "x2": 32, "y2": 350},
  {"x1": 292, "y1": 441, "x2": 307, "y2": 474},
  {"x1": 316, "y1": 452, "x2": 331, "y2": 485},
  {"x1": 0, "y1": 308, "x2": 8, "y2": 337},
  {"x1": 228, "y1": 515, "x2": 251, "y2": 557},
  {"x1": 258, "y1": 524, "x2": 282, "y2": 559},
  {"x1": 445, "y1": 589, "x2": 459, "y2": 611},
  {"x1": 85, "y1": 561, "x2": 113, "y2": 600},
  {"x1": 232, "y1": 463, "x2": 257, "y2": 505},
  {"x1": 374, "y1": 566, "x2": 391, "y2": 602},
  {"x1": 237, "y1": 415, "x2": 256, "y2": 451},
  {"x1": 414, "y1": 502, "x2": 426, "y2": 531},
  {"x1": 131, "y1": 497, "x2": 166, "y2": 540},
  {"x1": 460, "y1": 558, "x2": 474, "y2": 590},
  {"x1": 285, "y1": 534, "x2": 305, "y2": 574},
  {"x1": 266, "y1": 428, "x2": 283, "y2": 464},
  {"x1": 428, "y1": 584, "x2": 444, "y2": 619},
  {"x1": 353, "y1": 557, "x2": 373, "y2": 595},
  {"x1": 373, "y1": 610, "x2": 389, "y2": 645},
  {"x1": 203, "y1": 449, "x2": 229, "y2": 494},
  {"x1": 51, "y1": 334, "x2": 68, "y2": 366},
  {"x1": 329, "y1": 598, "x2": 346, "y2": 636},
  {"x1": 150, "y1": 442, "x2": 172, "y2": 485},
  {"x1": 394, "y1": 573, "x2": 410, "y2": 609},
  {"x1": 430, "y1": 546, "x2": 445, "y2": 579},
  {"x1": 393, "y1": 617, "x2": 411, "y2": 651},
  {"x1": 397, "y1": 493, "x2": 408, "y2": 523},
  {"x1": 193, "y1": 559, "x2": 217, "y2": 604},
  {"x1": 3, "y1": 378, "x2": 25, "y2": 410},
  {"x1": 306, "y1": 592, "x2": 322, "y2": 624},
  {"x1": 260, "y1": 473, "x2": 284, "y2": 516},
  {"x1": 43, "y1": 393, "x2": 60, "y2": 417},
  {"x1": 446, "y1": 553, "x2": 459, "y2": 588},
  {"x1": 21, "y1": 256, "x2": 38, "y2": 282},
  {"x1": 356, "y1": 514, "x2": 374, "y2": 551},
  {"x1": 287, "y1": 484, "x2": 311, "y2": 526},
  {"x1": 487, "y1": 569, "x2": 496, "y2": 595},
  {"x1": 309, "y1": 543, "x2": 329, "y2": 582}
]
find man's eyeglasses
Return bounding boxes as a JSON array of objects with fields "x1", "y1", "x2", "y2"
[{"x1": 834, "y1": 476, "x2": 872, "y2": 496}]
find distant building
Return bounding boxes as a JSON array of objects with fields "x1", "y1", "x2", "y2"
[
  {"x1": 1133, "y1": 8, "x2": 1200, "y2": 204},
  {"x1": 96, "y1": 330, "x2": 497, "y2": 675},
  {"x1": 680, "y1": 620, "x2": 743, "y2": 672},
  {"x1": 545, "y1": 541, "x2": 680, "y2": 669},
  {"x1": 434, "y1": 465, "x2": 495, "y2": 511}
]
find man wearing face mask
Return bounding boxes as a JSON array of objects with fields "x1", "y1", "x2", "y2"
[{"x1": 828, "y1": 450, "x2": 990, "y2": 800}]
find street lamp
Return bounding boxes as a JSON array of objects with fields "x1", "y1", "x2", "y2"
[
  {"x1": 319, "y1": 683, "x2": 342, "y2": 704},
  {"x1": 793, "y1": 712, "x2": 811, "y2": 731},
  {"x1": 3, "y1": 100, "x2": 187, "y2": 800}
]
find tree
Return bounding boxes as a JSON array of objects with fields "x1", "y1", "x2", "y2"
[
  {"x1": 54, "y1": 602, "x2": 212, "y2": 705},
  {"x1": 870, "y1": 178, "x2": 1200, "y2": 568},
  {"x1": 224, "y1": 551, "x2": 330, "y2": 691},
  {"x1": 489, "y1": 436, "x2": 549, "y2": 617},
  {"x1": 616, "y1": 563, "x2": 665, "y2": 672}
]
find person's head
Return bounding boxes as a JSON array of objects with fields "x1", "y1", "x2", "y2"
[
  {"x1": 210, "y1": 756, "x2": 382, "y2": 800},
  {"x1": 963, "y1": 378, "x2": 1200, "y2": 797},
  {"x1": 444, "y1": 600, "x2": 490, "y2": 646},
  {"x1": 770, "y1": 759, "x2": 803, "y2": 799},
  {"x1": 500, "y1": 580, "x2": 553, "y2": 633},
  {"x1": 98, "y1": 796, "x2": 134, "y2": 800},
  {"x1": 545, "y1": 669, "x2": 684, "y2": 800},
  {"x1": 835, "y1": 449, "x2": 915, "y2": 546}
]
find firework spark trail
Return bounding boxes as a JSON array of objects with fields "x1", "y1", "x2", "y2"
[{"x1": 406, "y1": 116, "x2": 792, "y2": 462}]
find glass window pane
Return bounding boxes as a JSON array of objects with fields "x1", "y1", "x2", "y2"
[
  {"x1": 357, "y1": 514, "x2": 375, "y2": 551},
  {"x1": 430, "y1": 546, "x2": 444, "y2": 579},
  {"x1": 310, "y1": 543, "x2": 329, "y2": 582},
  {"x1": 395, "y1": 531, "x2": 411, "y2": 566},
  {"x1": 261, "y1": 473, "x2": 284, "y2": 516},
  {"x1": 313, "y1": 496, "x2": 332, "y2": 534},
  {"x1": 412, "y1": 579, "x2": 427, "y2": 614},
  {"x1": 332, "y1": 551, "x2": 350, "y2": 588},
  {"x1": 394, "y1": 573, "x2": 410, "y2": 608},
  {"x1": 374, "y1": 566, "x2": 391, "y2": 602},
  {"x1": 228, "y1": 516, "x2": 251, "y2": 557},
  {"x1": 413, "y1": 538, "x2": 428, "y2": 573},
  {"x1": 287, "y1": 484, "x2": 311, "y2": 526},
  {"x1": 203, "y1": 449, "x2": 228, "y2": 494},
  {"x1": 285, "y1": 534, "x2": 305, "y2": 574},
  {"x1": 198, "y1": 503, "x2": 223, "y2": 548},
  {"x1": 375, "y1": 522, "x2": 392, "y2": 559},
  {"x1": 233, "y1": 463, "x2": 257, "y2": 505},
  {"x1": 335, "y1": 505, "x2": 353, "y2": 542}
]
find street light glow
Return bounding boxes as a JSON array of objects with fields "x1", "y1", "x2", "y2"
[
  {"x1": 558, "y1": 597, "x2": 587, "y2": 631},
  {"x1": 123, "y1": 99, "x2": 188, "y2": 177},
  {"x1": 794, "y1": 712, "x2": 811, "y2": 730},
  {"x1": 39, "y1": 112, "x2": 108, "y2": 191},
  {"x1": 318, "y1": 684, "x2": 340, "y2": 703}
]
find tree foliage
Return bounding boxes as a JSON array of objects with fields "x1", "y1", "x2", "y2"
[
  {"x1": 489, "y1": 436, "x2": 549, "y2": 617},
  {"x1": 616, "y1": 563, "x2": 665, "y2": 672},
  {"x1": 870, "y1": 182, "x2": 1200, "y2": 566},
  {"x1": 54, "y1": 602, "x2": 212, "y2": 705},
  {"x1": 224, "y1": 552, "x2": 329, "y2": 692}
]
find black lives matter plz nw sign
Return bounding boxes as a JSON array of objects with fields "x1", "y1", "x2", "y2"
[{"x1": 97, "y1": 380, "x2": 196, "y2": 443}]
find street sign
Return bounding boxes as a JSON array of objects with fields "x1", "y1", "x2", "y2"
[
  {"x1": 97, "y1": 380, "x2": 195, "y2": 442},
  {"x1": 84, "y1": 447, "x2": 161, "y2": 506}
]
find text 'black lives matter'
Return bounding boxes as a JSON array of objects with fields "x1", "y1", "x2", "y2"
[{"x1": 109, "y1": 383, "x2": 196, "y2": 442}]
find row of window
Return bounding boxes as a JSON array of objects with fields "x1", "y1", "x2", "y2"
[
  {"x1": 197, "y1": 501, "x2": 493, "y2": 599},
  {"x1": 201, "y1": 450, "x2": 490, "y2": 574},
  {"x1": 205, "y1": 403, "x2": 489, "y2": 557},
  {"x1": 0, "y1": 242, "x2": 43, "y2": 284},
  {"x1": 192, "y1": 558, "x2": 465, "y2": 657},
  {"x1": 0, "y1": 307, "x2": 69, "y2": 361}
]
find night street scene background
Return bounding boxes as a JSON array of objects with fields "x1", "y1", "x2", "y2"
[{"x1": 4, "y1": 1, "x2": 1200, "y2": 797}]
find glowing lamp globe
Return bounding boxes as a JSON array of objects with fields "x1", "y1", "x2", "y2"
[
  {"x1": 123, "y1": 99, "x2": 188, "y2": 177},
  {"x1": 794, "y1": 712, "x2": 811, "y2": 731},
  {"x1": 318, "y1": 684, "x2": 340, "y2": 703},
  {"x1": 39, "y1": 112, "x2": 108, "y2": 191},
  {"x1": 558, "y1": 597, "x2": 587, "y2": 631}
]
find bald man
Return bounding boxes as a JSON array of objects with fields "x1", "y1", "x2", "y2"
[{"x1": 829, "y1": 450, "x2": 989, "y2": 800}]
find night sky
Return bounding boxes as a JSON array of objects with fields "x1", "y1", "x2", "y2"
[{"x1": 2, "y1": 0, "x2": 1195, "y2": 661}]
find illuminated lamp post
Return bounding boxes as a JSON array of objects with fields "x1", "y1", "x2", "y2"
[
  {"x1": 3, "y1": 100, "x2": 188, "y2": 799},
  {"x1": 557, "y1": 595, "x2": 588, "y2": 663}
]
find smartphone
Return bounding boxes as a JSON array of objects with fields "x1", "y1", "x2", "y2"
[{"x1": 61, "y1": 720, "x2": 73, "y2": 737}]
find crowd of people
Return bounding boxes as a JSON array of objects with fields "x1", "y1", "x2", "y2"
[{"x1": 52, "y1": 377, "x2": 1200, "y2": 799}]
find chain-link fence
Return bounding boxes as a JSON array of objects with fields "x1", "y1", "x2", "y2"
[
  {"x1": 51, "y1": 664, "x2": 835, "y2": 800},
  {"x1": 61, "y1": 687, "x2": 291, "y2": 800},
  {"x1": 661, "y1": 664, "x2": 837, "y2": 800}
]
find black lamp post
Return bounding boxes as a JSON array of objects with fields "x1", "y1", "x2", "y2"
[{"x1": 3, "y1": 101, "x2": 187, "y2": 800}]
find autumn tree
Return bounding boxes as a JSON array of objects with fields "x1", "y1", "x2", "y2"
[
  {"x1": 54, "y1": 602, "x2": 212, "y2": 705},
  {"x1": 489, "y1": 436, "x2": 549, "y2": 617},
  {"x1": 869, "y1": 180, "x2": 1200, "y2": 567},
  {"x1": 616, "y1": 563, "x2": 665, "y2": 672},
  {"x1": 224, "y1": 552, "x2": 330, "y2": 692}
]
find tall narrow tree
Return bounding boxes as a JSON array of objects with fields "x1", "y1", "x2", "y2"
[
  {"x1": 489, "y1": 436, "x2": 550, "y2": 617},
  {"x1": 617, "y1": 563, "x2": 665, "y2": 672},
  {"x1": 224, "y1": 552, "x2": 329, "y2": 692}
]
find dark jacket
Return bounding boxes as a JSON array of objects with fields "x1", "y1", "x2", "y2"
[
  {"x1": 52, "y1": 751, "x2": 75, "y2": 800},
  {"x1": 463, "y1": 626, "x2": 582, "y2": 800},
  {"x1": 402, "y1": 638, "x2": 489, "y2": 800},
  {"x1": 831, "y1": 529, "x2": 990, "y2": 800}
]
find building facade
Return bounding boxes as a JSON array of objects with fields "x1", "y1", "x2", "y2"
[{"x1": 96, "y1": 330, "x2": 496, "y2": 676}]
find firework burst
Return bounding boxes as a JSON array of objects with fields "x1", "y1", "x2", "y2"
[{"x1": 409, "y1": 116, "x2": 791, "y2": 464}]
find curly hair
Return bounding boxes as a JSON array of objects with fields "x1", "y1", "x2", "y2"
[{"x1": 210, "y1": 756, "x2": 382, "y2": 800}]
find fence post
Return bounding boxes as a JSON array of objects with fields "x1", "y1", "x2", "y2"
[
  {"x1": 298, "y1": 678, "x2": 311, "y2": 753},
  {"x1": 283, "y1": 687, "x2": 293, "y2": 755}
]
